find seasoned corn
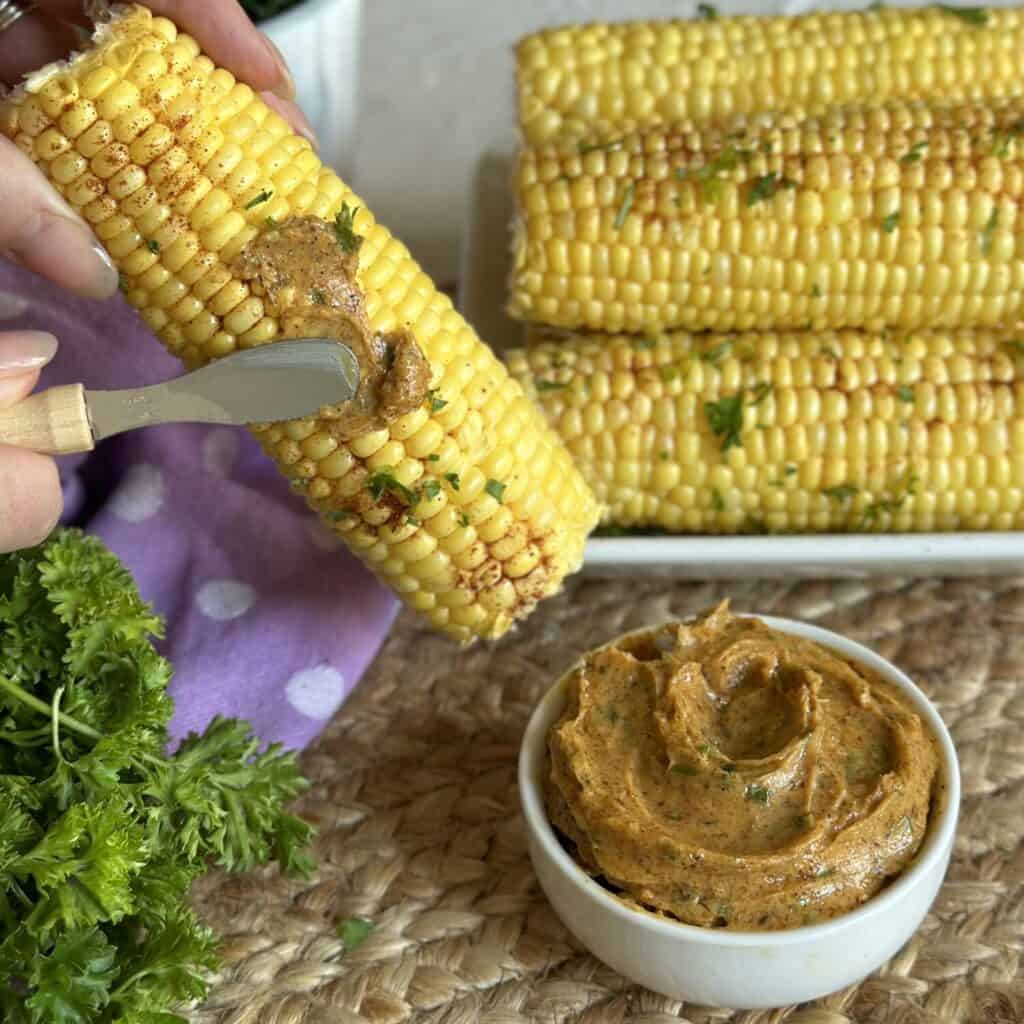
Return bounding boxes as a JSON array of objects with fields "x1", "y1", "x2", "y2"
[
  {"x1": 0, "y1": 5, "x2": 599, "y2": 642},
  {"x1": 507, "y1": 329, "x2": 1024, "y2": 533},
  {"x1": 516, "y1": 7, "x2": 1024, "y2": 145},
  {"x1": 508, "y1": 97, "x2": 1024, "y2": 335}
]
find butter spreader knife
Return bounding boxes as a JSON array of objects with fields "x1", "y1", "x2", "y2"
[{"x1": 0, "y1": 339, "x2": 360, "y2": 455}]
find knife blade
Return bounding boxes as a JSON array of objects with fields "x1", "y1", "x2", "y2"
[{"x1": 0, "y1": 338, "x2": 360, "y2": 456}]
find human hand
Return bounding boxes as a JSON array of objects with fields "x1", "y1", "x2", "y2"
[
  {"x1": 0, "y1": 330, "x2": 62, "y2": 554},
  {"x1": 0, "y1": 0, "x2": 317, "y2": 146}
]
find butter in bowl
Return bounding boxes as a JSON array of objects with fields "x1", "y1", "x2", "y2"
[{"x1": 517, "y1": 603, "x2": 960, "y2": 1008}]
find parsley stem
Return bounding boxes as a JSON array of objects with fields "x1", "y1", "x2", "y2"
[
  {"x1": 51, "y1": 685, "x2": 65, "y2": 762},
  {"x1": 0, "y1": 674, "x2": 100, "y2": 742}
]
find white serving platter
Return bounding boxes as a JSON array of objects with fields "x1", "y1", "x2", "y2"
[{"x1": 457, "y1": 151, "x2": 1024, "y2": 580}]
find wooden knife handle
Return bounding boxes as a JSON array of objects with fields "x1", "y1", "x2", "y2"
[{"x1": 0, "y1": 384, "x2": 94, "y2": 455}]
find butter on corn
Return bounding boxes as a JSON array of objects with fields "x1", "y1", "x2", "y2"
[
  {"x1": 508, "y1": 97, "x2": 1024, "y2": 335},
  {"x1": 516, "y1": 7, "x2": 1024, "y2": 145},
  {"x1": 0, "y1": 4, "x2": 599, "y2": 642},
  {"x1": 507, "y1": 329, "x2": 1024, "y2": 534}
]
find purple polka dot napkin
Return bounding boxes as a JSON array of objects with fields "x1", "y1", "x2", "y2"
[{"x1": 0, "y1": 259, "x2": 398, "y2": 750}]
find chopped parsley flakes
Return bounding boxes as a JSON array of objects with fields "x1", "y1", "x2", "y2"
[
  {"x1": 681, "y1": 146, "x2": 748, "y2": 202},
  {"x1": 614, "y1": 182, "x2": 635, "y2": 229},
  {"x1": 338, "y1": 917, "x2": 374, "y2": 950},
  {"x1": 699, "y1": 340, "x2": 731, "y2": 365},
  {"x1": 333, "y1": 202, "x2": 363, "y2": 254},
  {"x1": 745, "y1": 784, "x2": 770, "y2": 804},
  {"x1": 485, "y1": 479, "x2": 506, "y2": 502},
  {"x1": 244, "y1": 189, "x2": 273, "y2": 210},
  {"x1": 427, "y1": 388, "x2": 448, "y2": 413},
  {"x1": 900, "y1": 141, "x2": 928, "y2": 165},
  {"x1": 578, "y1": 138, "x2": 623, "y2": 155},
  {"x1": 936, "y1": 4, "x2": 988, "y2": 26},
  {"x1": 981, "y1": 209, "x2": 999, "y2": 255},
  {"x1": 704, "y1": 393, "x2": 745, "y2": 452},
  {"x1": 366, "y1": 470, "x2": 417, "y2": 506},
  {"x1": 881, "y1": 211, "x2": 900, "y2": 233},
  {"x1": 146, "y1": 239, "x2": 160, "y2": 254},
  {"x1": 822, "y1": 483, "x2": 858, "y2": 502},
  {"x1": 747, "y1": 172, "x2": 796, "y2": 206}
]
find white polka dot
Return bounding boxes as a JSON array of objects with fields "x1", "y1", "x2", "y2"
[
  {"x1": 305, "y1": 518, "x2": 345, "y2": 551},
  {"x1": 0, "y1": 291, "x2": 28, "y2": 320},
  {"x1": 285, "y1": 664, "x2": 346, "y2": 720},
  {"x1": 109, "y1": 463, "x2": 165, "y2": 523},
  {"x1": 196, "y1": 580, "x2": 256, "y2": 621},
  {"x1": 201, "y1": 429, "x2": 240, "y2": 477}
]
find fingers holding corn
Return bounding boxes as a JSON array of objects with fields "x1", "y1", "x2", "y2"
[{"x1": 0, "y1": 4, "x2": 599, "y2": 641}]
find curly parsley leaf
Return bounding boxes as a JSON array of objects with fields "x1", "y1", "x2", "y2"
[
  {"x1": 23, "y1": 928, "x2": 119, "y2": 1024},
  {"x1": 0, "y1": 530, "x2": 314, "y2": 1023}
]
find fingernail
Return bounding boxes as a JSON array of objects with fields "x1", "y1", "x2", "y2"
[
  {"x1": 263, "y1": 35, "x2": 296, "y2": 102},
  {"x1": 0, "y1": 331, "x2": 58, "y2": 376},
  {"x1": 290, "y1": 105, "x2": 319, "y2": 151},
  {"x1": 39, "y1": 213, "x2": 119, "y2": 299},
  {"x1": 90, "y1": 237, "x2": 118, "y2": 283}
]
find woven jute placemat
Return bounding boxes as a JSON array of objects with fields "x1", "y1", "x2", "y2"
[{"x1": 187, "y1": 574, "x2": 1024, "y2": 1024}]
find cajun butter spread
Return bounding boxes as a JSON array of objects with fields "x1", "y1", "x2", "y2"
[
  {"x1": 545, "y1": 602, "x2": 942, "y2": 931},
  {"x1": 235, "y1": 216, "x2": 430, "y2": 439}
]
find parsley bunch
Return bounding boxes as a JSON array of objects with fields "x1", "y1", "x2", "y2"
[{"x1": 0, "y1": 530, "x2": 314, "y2": 1023}]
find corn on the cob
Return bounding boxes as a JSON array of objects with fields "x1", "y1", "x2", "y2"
[
  {"x1": 0, "y1": 4, "x2": 599, "y2": 643},
  {"x1": 507, "y1": 329, "x2": 1024, "y2": 533},
  {"x1": 516, "y1": 7, "x2": 1024, "y2": 146},
  {"x1": 508, "y1": 97, "x2": 1024, "y2": 335}
]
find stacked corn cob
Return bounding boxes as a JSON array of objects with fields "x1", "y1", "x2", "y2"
[
  {"x1": 0, "y1": 4, "x2": 600, "y2": 642},
  {"x1": 504, "y1": 7, "x2": 1024, "y2": 534}
]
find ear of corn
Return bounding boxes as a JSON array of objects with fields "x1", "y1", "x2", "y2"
[
  {"x1": 507, "y1": 329, "x2": 1024, "y2": 534},
  {"x1": 0, "y1": 4, "x2": 599, "y2": 642},
  {"x1": 508, "y1": 98, "x2": 1024, "y2": 335},
  {"x1": 516, "y1": 7, "x2": 1024, "y2": 146}
]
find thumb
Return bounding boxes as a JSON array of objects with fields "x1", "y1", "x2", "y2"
[
  {"x1": 0, "y1": 137, "x2": 119, "y2": 300},
  {"x1": 0, "y1": 331, "x2": 59, "y2": 407},
  {"x1": 0, "y1": 331, "x2": 63, "y2": 554}
]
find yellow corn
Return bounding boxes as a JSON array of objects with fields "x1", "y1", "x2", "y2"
[
  {"x1": 516, "y1": 7, "x2": 1024, "y2": 146},
  {"x1": 508, "y1": 97, "x2": 1024, "y2": 335},
  {"x1": 506, "y1": 329, "x2": 1024, "y2": 533},
  {"x1": 1, "y1": 5, "x2": 599, "y2": 643}
]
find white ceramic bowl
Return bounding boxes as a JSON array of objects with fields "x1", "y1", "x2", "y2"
[{"x1": 518, "y1": 615, "x2": 961, "y2": 1009}]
